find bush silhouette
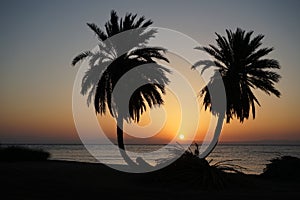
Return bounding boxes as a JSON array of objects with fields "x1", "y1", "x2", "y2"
[
  {"x1": 0, "y1": 146, "x2": 50, "y2": 161},
  {"x1": 261, "y1": 156, "x2": 300, "y2": 181}
]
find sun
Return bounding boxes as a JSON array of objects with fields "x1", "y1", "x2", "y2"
[{"x1": 179, "y1": 134, "x2": 185, "y2": 140}]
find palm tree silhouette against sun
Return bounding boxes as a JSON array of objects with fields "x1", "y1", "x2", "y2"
[
  {"x1": 194, "y1": 28, "x2": 281, "y2": 156},
  {"x1": 72, "y1": 10, "x2": 170, "y2": 165}
]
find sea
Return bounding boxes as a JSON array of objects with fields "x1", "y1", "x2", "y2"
[{"x1": 4, "y1": 144, "x2": 300, "y2": 175}]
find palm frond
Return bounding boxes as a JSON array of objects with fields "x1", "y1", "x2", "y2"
[
  {"x1": 86, "y1": 23, "x2": 107, "y2": 41},
  {"x1": 72, "y1": 51, "x2": 92, "y2": 66}
]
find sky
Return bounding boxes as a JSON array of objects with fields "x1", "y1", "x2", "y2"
[{"x1": 0, "y1": 0, "x2": 300, "y2": 144}]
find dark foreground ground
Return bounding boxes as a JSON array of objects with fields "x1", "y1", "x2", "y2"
[{"x1": 1, "y1": 160, "x2": 300, "y2": 200}]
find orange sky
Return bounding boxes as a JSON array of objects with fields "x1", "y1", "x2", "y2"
[
  {"x1": 1, "y1": 1, "x2": 300, "y2": 144},
  {"x1": 1, "y1": 52, "x2": 299, "y2": 144}
]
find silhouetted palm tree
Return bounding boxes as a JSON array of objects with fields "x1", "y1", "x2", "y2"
[
  {"x1": 72, "y1": 10, "x2": 170, "y2": 153},
  {"x1": 193, "y1": 28, "x2": 281, "y2": 158},
  {"x1": 194, "y1": 28, "x2": 281, "y2": 123}
]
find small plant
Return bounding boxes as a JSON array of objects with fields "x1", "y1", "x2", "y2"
[{"x1": 155, "y1": 143, "x2": 246, "y2": 190}]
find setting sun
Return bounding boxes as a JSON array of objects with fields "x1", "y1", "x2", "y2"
[{"x1": 179, "y1": 134, "x2": 185, "y2": 140}]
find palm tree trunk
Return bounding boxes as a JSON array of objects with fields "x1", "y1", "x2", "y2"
[
  {"x1": 116, "y1": 117, "x2": 137, "y2": 167},
  {"x1": 199, "y1": 113, "x2": 224, "y2": 158},
  {"x1": 117, "y1": 117, "x2": 125, "y2": 150}
]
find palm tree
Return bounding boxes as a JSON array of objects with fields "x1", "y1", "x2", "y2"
[
  {"x1": 194, "y1": 28, "x2": 281, "y2": 156},
  {"x1": 72, "y1": 10, "x2": 170, "y2": 154}
]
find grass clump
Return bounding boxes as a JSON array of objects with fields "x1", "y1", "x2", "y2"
[{"x1": 152, "y1": 143, "x2": 246, "y2": 190}]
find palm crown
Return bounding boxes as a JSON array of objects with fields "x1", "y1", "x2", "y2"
[
  {"x1": 72, "y1": 10, "x2": 170, "y2": 122},
  {"x1": 195, "y1": 28, "x2": 281, "y2": 123}
]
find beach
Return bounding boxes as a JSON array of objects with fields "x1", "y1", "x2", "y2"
[{"x1": 1, "y1": 160, "x2": 299, "y2": 199}]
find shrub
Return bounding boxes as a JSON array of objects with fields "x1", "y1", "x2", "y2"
[
  {"x1": 0, "y1": 146, "x2": 50, "y2": 161},
  {"x1": 261, "y1": 156, "x2": 300, "y2": 181}
]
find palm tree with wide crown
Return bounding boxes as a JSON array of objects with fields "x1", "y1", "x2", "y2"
[
  {"x1": 193, "y1": 28, "x2": 281, "y2": 156},
  {"x1": 72, "y1": 10, "x2": 170, "y2": 158}
]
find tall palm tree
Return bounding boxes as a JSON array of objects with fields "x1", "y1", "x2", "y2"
[
  {"x1": 72, "y1": 10, "x2": 170, "y2": 153},
  {"x1": 194, "y1": 28, "x2": 281, "y2": 156}
]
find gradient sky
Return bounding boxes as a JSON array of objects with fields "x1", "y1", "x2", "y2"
[{"x1": 1, "y1": 0, "x2": 300, "y2": 144}]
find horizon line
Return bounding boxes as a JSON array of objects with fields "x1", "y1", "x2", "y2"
[{"x1": 1, "y1": 140, "x2": 300, "y2": 146}]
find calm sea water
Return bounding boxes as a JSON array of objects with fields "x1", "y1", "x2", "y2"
[{"x1": 10, "y1": 144, "x2": 300, "y2": 174}]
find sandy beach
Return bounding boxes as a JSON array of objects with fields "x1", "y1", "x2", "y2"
[{"x1": 1, "y1": 160, "x2": 299, "y2": 199}]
